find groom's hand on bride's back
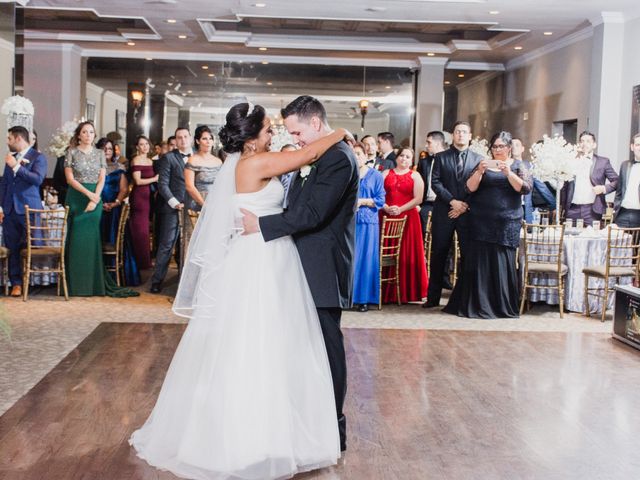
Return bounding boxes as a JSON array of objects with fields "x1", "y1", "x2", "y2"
[
  {"x1": 240, "y1": 208, "x2": 259, "y2": 235},
  {"x1": 342, "y1": 130, "x2": 356, "y2": 148}
]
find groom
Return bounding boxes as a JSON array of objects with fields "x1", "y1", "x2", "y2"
[{"x1": 242, "y1": 95, "x2": 358, "y2": 451}]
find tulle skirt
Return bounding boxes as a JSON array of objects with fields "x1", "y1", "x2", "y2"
[{"x1": 130, "y1": 233, "x2": 340, "y2": 479}]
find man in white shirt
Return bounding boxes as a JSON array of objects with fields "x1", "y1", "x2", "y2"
[
  {"x1": 561, "y1": 131, "x2": 618, "y2": 224},
  {"x1": 613, "y1": 133, "x2": 640, "y2": 227}
]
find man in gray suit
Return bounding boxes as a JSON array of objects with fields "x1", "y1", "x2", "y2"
[
  {"x1": 150, "y1": 127, "x2": 191, "y2": 293},
  {"x1": 614, "y1": 133, "x2": 640, "y2": 227}
]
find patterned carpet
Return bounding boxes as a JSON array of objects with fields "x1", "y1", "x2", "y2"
[{"x1": 0, "y1": 282, "x2": 613, "y2": 416}]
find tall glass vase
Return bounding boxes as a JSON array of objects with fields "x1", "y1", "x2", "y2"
[{"x1": 555, "y1": 180, "x2": 564, "y2": 225}]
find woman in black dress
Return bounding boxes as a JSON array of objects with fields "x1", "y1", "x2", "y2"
[{"x1": 444, "y1": 131, "x2": 532, "y2": 318}]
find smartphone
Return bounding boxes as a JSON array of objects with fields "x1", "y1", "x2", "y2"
[{"x1": 486, "y1": 159, "x2": 501, "y2": 169}]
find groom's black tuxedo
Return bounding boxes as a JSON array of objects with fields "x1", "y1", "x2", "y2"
[
  {"x1": 260, "y1": 139, "x2": 358, "y2": 451},
  {"x1": 261, "y1": 141, "x2": 359, "y2": 309}
]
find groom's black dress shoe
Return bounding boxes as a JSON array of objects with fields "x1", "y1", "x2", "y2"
[
  {"x1": 150, "y1": 283, "x2": 162, "y2": 294},
  {"x1": 357, "y1": 304, "x2": 369, "y2": 312}
]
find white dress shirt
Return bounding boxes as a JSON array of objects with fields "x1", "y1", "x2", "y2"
[
  {"x1": 572, "y1": 156, "x2": 596, "y2": 205},
  {"x1": 622, "y1": 162, "x2": 640, "y2": 210},
  {"x1": 167, "y1": 149, "x2": 192, "y2": 209}
]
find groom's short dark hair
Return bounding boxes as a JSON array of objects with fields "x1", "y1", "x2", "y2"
[{"x1": 281, "y1": 96, "x2": 328, "y2": 125}]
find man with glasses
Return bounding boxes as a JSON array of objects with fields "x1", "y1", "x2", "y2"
[{"x1": 423, "y1": 121, "x2": 482, "y2": 308}]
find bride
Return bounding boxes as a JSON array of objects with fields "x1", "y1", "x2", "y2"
[{"x1": 130, "y1": 102, "x2": 349, "y2": 480}]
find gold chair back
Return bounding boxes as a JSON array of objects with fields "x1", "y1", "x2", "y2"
[
  {"x1": 520, "y1": 222, "x2": 567, "y2": 317},
  {"x1": 103, "y1": 203, "x2": 130, "y2": 286},
  {"x1": 424, "y1": 210, "x2": 432, "y2": 273},
  {"x1": 22, "y1": 206, "x2": 70, "y2": 301},
  {"x1": 379, "y1": 216, "x2": 407, "y2": 309}
]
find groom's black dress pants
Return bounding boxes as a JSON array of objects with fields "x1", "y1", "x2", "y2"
[{"x1": 317, "y1": 307, "x2": 347, "y2": 450}]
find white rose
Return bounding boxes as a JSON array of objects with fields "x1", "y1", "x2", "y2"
[{"x1": 300, "y1": 165, "x2": 312, "y2": 178}]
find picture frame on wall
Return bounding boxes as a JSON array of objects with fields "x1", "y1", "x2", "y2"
[
  {"x1": 115, "y1": 109, "x2": 126, "y2": 131},
  {"x1": 85, "y1": 100, "x2": 96, "y2": 123}
]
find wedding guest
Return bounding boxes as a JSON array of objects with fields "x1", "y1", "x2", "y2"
[
  {"x1": 352, "y1": 142, "x2": 385, "y2": 312},
  {"x1": 129, "y1": 135, "x2": 158, "y2": 270},
  {"x1": 417, "y1": 130, "x2": 446, "y2": 235},
  {"x1": 183, "y1": 126, "x2": 223, "y2": 249},
  {"x1": 0, "y1": 126, "x2": 47, "y2": 297},
  {"x1": 64, "y1": 121, "x2": 138, "y2": 297},
  {"x1": 444, "y1": 131, "x2": 531, "y2": 318},
  {"x1": 150, "y1": 127, "x2": 190, "y2": 293},
  {"x1": 513, "y1": 138, "x2": 557, "y2": 222},
  {"x1": 53, "y1": 150, "x2": 69, "y2": 205},
  {"x1": 97, "y1": 137, "x2": 140, "y2": 286},
  {"x1": 613, "y1": 133, "x2": 640, "y2": 227},
  {"x1": 167, "y1": 135, "x2": 177, "y2": 151},
  {"x1": 424, "y1": 121, "x2": 482, "y2": 308},
  {"x1": 377, "y1": 132, "x2": 398, "y2": 170},
  {"x1": 381, "y1": 147, "x2": 428, "y2": 303},
  {"x1": 362, "y1": 134, "x2": 388, "y2": 171},
  {"x1": 561, "y1": 131, "x2": 618, "y2": 224},
  {"x1": 279, "y1": 144, "x2": 297, "y2": 207}
]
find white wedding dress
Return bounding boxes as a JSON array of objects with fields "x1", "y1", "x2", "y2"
[{"x1": 130, "y1": 177, "x2": 340, "y2": 479}]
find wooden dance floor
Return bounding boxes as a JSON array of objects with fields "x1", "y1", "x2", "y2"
[{"x1": 1, "y1": 323, "x2": 640, "y2": 479}]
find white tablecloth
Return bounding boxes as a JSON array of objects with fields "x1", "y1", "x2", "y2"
[{"x1": 521, "y1": 228, "x2": 633, "y2": 313}]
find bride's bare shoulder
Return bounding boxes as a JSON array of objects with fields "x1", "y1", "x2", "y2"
[{"x1": 236, "y1": 155, "x2": 268, "y2": 192}]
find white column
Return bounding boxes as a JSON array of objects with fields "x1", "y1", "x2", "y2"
[
  {"x1": 0, "y1": 36, "x2": 14, "y2": 159},
  {"x1": 589, "y1": 12, "x2": 626, "y2": 167},
  {"x1": 23, "y1": 42, "x2": 84, "y2": 174},
  {"x1": 414, "y1": 56, "x2": 447, "y2": 151}
]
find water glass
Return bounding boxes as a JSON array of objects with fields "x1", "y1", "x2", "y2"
[
  {"x1": 576, "y1": 219, "x2": 584, "y2": 229},
  {"x1": 592, "y1": 221, "x2": 601, "y2": 230}
]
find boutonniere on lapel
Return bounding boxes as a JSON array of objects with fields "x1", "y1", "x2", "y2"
[{"x1": 299, "y1": 165, "x2": 316, "y2": 187}]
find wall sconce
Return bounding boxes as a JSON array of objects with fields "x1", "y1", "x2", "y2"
[
  {"x1": 131, "y1": 90, "x2": 144, "y2": 108},
  {"x1": 359, "y1": 98, "x2": 369, "y2": 129}
]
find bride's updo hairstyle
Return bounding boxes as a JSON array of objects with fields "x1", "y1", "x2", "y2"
[{"x1": 218, "y1": 102, "x2": 266, "y2": 153}]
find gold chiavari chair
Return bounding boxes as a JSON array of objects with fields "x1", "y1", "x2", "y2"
[
  {"x1": 583, "y1": 226, "x2": 640, "y2": 321},
  {"x1": 449, "y1": 231, "x2": 461, "y2": 287},
  {"x1": 601, "y1": 205, "x2": 614, "y2": 227},
  {"x1": 423, "y1": 211, "x2": 432, "y2": 273},
  {"x1": 103, "y1": 203, "x2": 130, "y2": 286},
  {"x1": 520, "y1": 222, "x2": 568, "y2": 317},
  {"x1": 379, "y1": 216, "x2": 407, "y2": 310},
  {"x1": 21, "y1": 206, "x2": 69, "y2": 301}
]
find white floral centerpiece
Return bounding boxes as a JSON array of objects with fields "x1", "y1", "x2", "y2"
[
  {"x1": 468, "y1": 137, "x2": 490, "y2": 159},
  {"x1": 49, "y1": 120, "x2": 78, "y2": 158},
  {"x1": 529, "y1": 134, "x2": 579, "y2": 223},
  {"x1": 269, "y1": 123, "x2": 294, "y2": 153},
  {"x1": 1, "y1": 95, "x2": 35, "y2": 132}
]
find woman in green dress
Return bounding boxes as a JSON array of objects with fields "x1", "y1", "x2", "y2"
[{"x1": 64, "y1": 121, "x2": 139, "y2": 297}]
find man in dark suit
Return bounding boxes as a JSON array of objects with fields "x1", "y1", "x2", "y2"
[
  {"x1": 417, "y1": 130, "x2": 446, "y2": 235},
  {"x1": 376, "y1": 131, "x2": 397, "y2": 170},
  {"x1": 0, "y1": 126, "x2": 47, "y2": 297},
  {"x1": 561, "y1": 130, "x2": 618, "y2": 224},
  {"x1": 150, "y1": 127, "x2": 190, "y2": 293},
  {"x1": 423, "y1": 121, "x2": 482, "y2": 308},
  {"x1": 241, "y1": 96, "x2": 358, "y2": 452},
  {"x1": 613, "y1": 133, "x2": 640, "y2": 227}
]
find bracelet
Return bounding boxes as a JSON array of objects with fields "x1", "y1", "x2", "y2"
[{"x1": 114, "y1": 199, "x2": 121, "y2": 205}]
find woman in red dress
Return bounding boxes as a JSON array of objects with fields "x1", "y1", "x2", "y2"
[
  {"x1": 129, "y1": 135, "x2": 159, "y2": 269},
  {"x1": 381, "y1": 148, "x2": 429, "y2": 303}
]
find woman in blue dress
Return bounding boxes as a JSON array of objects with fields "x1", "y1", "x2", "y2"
[
  {"x1": 97, "y1": 137, "x2": 141, "y2": 286},
  {"x1": 352, "y1": 142, "x2": 385, "y2": 312}
]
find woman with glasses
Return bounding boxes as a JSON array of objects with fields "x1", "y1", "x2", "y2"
[{"x1": 444, "y1": 131, "x2": 532, "y2": 318}]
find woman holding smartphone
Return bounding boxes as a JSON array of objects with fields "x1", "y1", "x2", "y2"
[{"x1": 444, "y1": 131, "x2": 532, "y2": 318}]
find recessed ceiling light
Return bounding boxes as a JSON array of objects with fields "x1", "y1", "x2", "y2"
[
  {"x1": 201, "y1": 65, "x2": 209, "y2": 70},
  {"x1": 262, "y1": 61, "x2": 269, "y2": 65},
  {"x1": 181, "y1": 93, "x2": 186, "y2": 96},
  {"x1": 127, "y1": 41, "x2": 136, "y2": 46},
  {"x1": 145, "y1": 57, "x2": 153, "y2": 61},
  {"x1": 489, "y1": 10, "x2": 499, "y2": 15},
  {"x1": 385, "y1": 86, "x2": 391, "y2": 89},
  {"x1": 208, "y1": 73, "x2": 214, "y2": 77},
  {"x1": 426, "y1": 52, "x2": 435, "y2": 57},
  {"x1": 444, "y1": 80, "x2": 451, "y2": 85},
  {"x1": 166, "y1": 19, "x2": 177, "y2": 24},
  {"x1": 543, "y1": 31, "x2": 553, "y2": 36},
  {"x1": 457, "y1": 73, "x2": 465, "y2": 78},
  {"x1": 259, "y1": 47, "x2": 268, "y2": 51},
  {"x1": 266, "y1": 81, "x2": 273, "y2": 85},
  {"x1": 254, "y1": 3, "x2": 267, "y2": 7},
  {"x1": 187, "y1": 90, "x2": 192, "y2": 94},
  {"x1": 514, "y1": 46, "x2": 523, "y2": 50},
  {"x1": 178, "y1": 34, "x2": 187, "y2": 39}
]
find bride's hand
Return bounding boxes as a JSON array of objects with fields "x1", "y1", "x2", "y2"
[{"x1": 341, "y1": 129, "x2": 356, "y2": 147}]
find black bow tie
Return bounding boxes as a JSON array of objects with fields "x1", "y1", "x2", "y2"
[{"x1": 182, "y1": 153, "x2": 191, "y2": 160}]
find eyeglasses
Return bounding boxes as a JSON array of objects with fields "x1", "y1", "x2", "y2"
[{"x1": 491, "y1": 144, "x2": 508, "y2": 150}]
